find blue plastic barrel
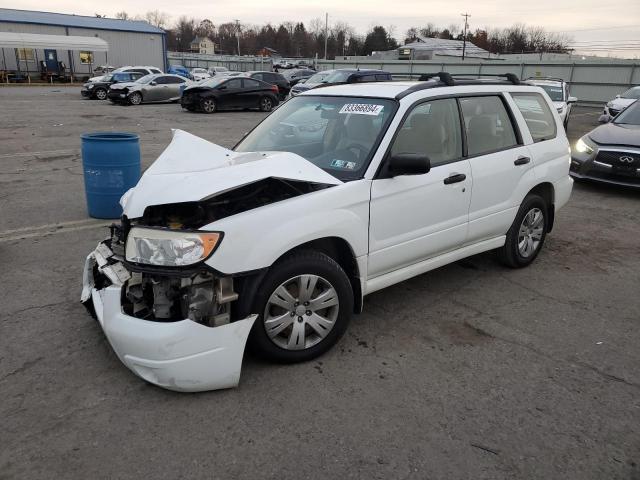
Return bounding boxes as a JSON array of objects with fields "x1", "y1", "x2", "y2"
[{"x1": 81, "y1": 132, "x2": 141, "y2": 219}]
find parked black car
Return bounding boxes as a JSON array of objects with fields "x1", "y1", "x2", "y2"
[
  {"x1": 281, "y1": 68, "x2": 316, "y2": 87},
  {"x1": 243, "y1": 71, "x2": 290, "y2": 100},
  {"x1": 81, "y1": 71, "x2": 145, "y2": 100},
  {"x1": 289, "y1": 69, "x2": 393, "y2": 96},
  {"x1": 571, "y1": 99, "x2": 640, "y2": 188},
  {"x1": 181, "y1": 76, "x2": 280, "y2": 113}
]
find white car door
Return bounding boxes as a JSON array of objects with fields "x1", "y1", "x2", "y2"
[
  {"x1": 368, "y1": 98, "x2": 472, "y2": 278},
  {"x1": 459, "y1": 95, "x2": 536, "y2": 244}
]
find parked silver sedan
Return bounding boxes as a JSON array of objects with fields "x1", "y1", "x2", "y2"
[{"x1": 108, "y1": 74, "x2": 192, "y2": 105}]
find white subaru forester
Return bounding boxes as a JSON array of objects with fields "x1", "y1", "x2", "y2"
[{"x1": 81, "y1": 72, "x2": 573, "y2": 391}]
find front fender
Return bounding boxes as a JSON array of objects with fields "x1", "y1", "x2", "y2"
[{"x1": 203, "y1": 180, "x2": 371, "y2": 274}]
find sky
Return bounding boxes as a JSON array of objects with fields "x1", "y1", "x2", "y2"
[{"x1": 2, "y1": 0, "x2": 639, "y2": 57}]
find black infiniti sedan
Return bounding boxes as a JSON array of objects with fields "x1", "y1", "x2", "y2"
[
  {"x1": 571, "y1": 99, "x2": 640, "y2": 187},
  {"x1": 181, "y1": 76, "x2": 280, "y2": 113}
]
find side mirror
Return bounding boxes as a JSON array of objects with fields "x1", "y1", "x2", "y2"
[
  {"x1": 387, "y1": 153, "x2": 431, "y2": 176},
  {"x1": 615, "y1": 94, "x2": 621, "y2": 98},
  {"x1": 149, "y1": 81, "x2": 157, "y2": 86},
  {"x1": 567, "y1": 96, "x2": 578, "y2": 104}
]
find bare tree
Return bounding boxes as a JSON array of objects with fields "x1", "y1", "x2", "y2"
[
  {"x1": 145, "y1": 10, "x2": 170, "y2": 29},
  {"x1": 115, "y1": 11, "x2": 130, "y2": 20}
]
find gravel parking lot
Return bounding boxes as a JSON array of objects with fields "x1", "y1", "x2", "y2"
[{"x1": 1, "y1": 86, "x2": 638, "y2": 480}]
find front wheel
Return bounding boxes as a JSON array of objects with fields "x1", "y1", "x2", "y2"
[
  {"x1": 201, "y1": 97, "x2": 216, "y2": 113},
  {"x1": 128, "y1": 92, "x2": 142, "y2": 105},
  {"x1": 94, "y1": 88, "x2": 107, "y2": 100},
  {"x1": 259, "y1": 96, "x2": 274, "y2": 112},
  {"x1": 247, "y1": 251, "x2": 353, "y2": 363},
  {"x1": 498, "y1": 194, "x2": 548, "y2": 268}
]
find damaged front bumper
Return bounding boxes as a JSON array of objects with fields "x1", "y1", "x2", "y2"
[{"x1": 81, "y1": 241, "x2": 256, "y2": 392}]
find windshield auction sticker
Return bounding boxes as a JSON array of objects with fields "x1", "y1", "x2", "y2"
[{"x1": 339, "y1": 104, "x2": 384, "y2": 115}]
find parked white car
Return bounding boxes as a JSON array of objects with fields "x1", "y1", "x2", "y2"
[
  {"x1": 87, "y1": 65, "x2": 163, "y2": 83},
  {"x1": 208, "y1": 66, "x2": 230, "y2": 76},
  {"x1": 191, "y1": 68, "x2": 211, "y2": 82},
  {"x1": 602, "y1": 86, "x2": 640, "y2": 119},
  {"x1": 526, "y1": 77, "x2": 577, "y2": 128},
  {"x1": 81, "y1": 72, "x2": 573, "y2": 392}
]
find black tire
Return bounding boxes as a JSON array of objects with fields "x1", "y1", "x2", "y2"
[
  {"x1": 259, "y1": 96, "x2": 274, "y2": 112},
  {"x1": 94, "y1": 88, "x2": 107, "y2": 100},
  {"x1": 201, "y1": 97, "x2": 216, "y2": 113},
  {"x1": 129, "y1": 92, "x2": 142, "y2": 105},
  {"x1": 246, "y1": 250, "x2": 353, "y2": 363},
  {"x1": 497, "y1": 194, "x2": 548, "y2": 268}
]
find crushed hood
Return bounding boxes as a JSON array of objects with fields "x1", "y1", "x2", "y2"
[{"x1": 122, "y1": 129, "x2": 342, "y2": 218}]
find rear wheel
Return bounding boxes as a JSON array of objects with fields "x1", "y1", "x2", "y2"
[
  {"x1": 129, "y1": 92, "x2": 142, "y2": 105},
  {"x1": 498, "y1": 194, "x2": 548, "y2": 268},
  {"x1": 259, "y1": 96, "x2": 274, "y2": 112},
  {"x1": 94, "y1": 88, "x2": 107, "y2": 100},
  {"x1": 201, "y1": 97, "x2": 216, "y2": 113},
  {"x1": 247, "y1": 250, "x2": 353, "y2": 363}
]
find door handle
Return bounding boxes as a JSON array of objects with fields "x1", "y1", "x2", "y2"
[
  {"x1": 444, "y1": 173, "x2": 466, "y2": 185},
  {"x1": 514, "y1": 156, "x2": 531, "y2": 166}
]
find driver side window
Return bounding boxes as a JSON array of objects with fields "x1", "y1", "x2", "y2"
[{"x1": 390, "y1": 98, "x2": 462, "y2": 167}]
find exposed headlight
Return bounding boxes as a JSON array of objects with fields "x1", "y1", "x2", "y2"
[
  {"x1": 125, "y1": 227, "x2": 222, "y2": 267},
  {"x1": 575, "y1": 136, "x2": 594, "y2": 154},
  {"x1": 87, "y1": 84, "x2": 94, "y2": 89}
]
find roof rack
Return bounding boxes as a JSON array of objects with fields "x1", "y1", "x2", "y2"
[
  {"x1": 396, "y1": 72, "x2": 523, "y2": 99},
  {"x1": 524, "y1": 76, "x2": 566, "y2": 83}
]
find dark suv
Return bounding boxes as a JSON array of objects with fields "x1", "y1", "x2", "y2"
[
  {"x1": 81, "y1": 71, "x2": 145, "y2": 100},
  {"x1": 243, "y1": 71, "x2": 290, "y2": 100},
  {"x1": 290, "y1": 69, "x2": 393, "y2": 96}
]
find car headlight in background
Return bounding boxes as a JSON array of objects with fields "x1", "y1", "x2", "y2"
[
  {"x1": 125, "y1": 227, "x2": 222, "y2": 267},
  {"x1": 575, "y1": 136, "x2": 595, "y2": 154}
]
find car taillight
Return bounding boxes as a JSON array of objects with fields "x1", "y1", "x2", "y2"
[{"x1": 271, "y1": 85, "x2": 279, "y2": 93}]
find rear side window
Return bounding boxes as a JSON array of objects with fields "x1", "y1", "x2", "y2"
[
  {"x1": 150, "y1": 69, "x2": 162, "y2": 74},
  {"x1": 252, "y1": 73, "x2": 263, "y2": 81},
  {"x1": 459, "y1": 96, "x2": 519, "y2": 156},
  {"x1": 390, "y1": 98, "x2": 462, "y2": 167},
  {"x1": 131, "y1": 69, "x2": 148, "y2": 74},
  {"x1": 356, "y1": 74, "x2": 377, "y2": 82},
  {"x1": 511, "y1": 93, "x2": 557, "y2": 142}
]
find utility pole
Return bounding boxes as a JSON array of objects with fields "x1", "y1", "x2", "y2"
[
  {"x1": 234, "y1": 19, "x2": 241, "y2": 56},
  {"x1": 461, "y1": 12, "x2": 470, "y2": 61},
  {"x1": 324, "y1": 13, "x2": 328, "y2": 60}
]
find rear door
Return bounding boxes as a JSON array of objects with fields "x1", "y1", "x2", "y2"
[
  {"x1": 368, "y1": 97, "x2": 472, "y2": 278},
  {"x1": 163, "y1": 75, "x2": 186, "y2": 100},
  {"x1": 242, "y1": 78, "x2": 264, "y2": 107},
  {"x1": 459, "y1": 95, "x2": 535, "y2": 244}
]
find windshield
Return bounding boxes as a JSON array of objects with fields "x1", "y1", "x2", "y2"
[
  {"x1": 621, "y1": 88, "x2": 640, "y2": 99},
  {"x1": 235, "y1": 95, "x2": 398, "y2": 181},
  {"x1": 538, "y1": 84, "x2": 564, "y2": 102},
  {"x1": 306, "y1": 72, "x2": 332, "y2": 84},
  {"x1": 102, "y1": 74, "x2": 114, "y2": 82},
  {"x1": 198, "y1": 77, "x2": 226, "y2": 88},
  {"x1": 112, "y1": 72, "x2": 132, "y2": 82},
  {"x1": 135, "y1": 74, "x2": 155, "y2": 84},
  {"x1": 613, "y1": 100, "x2": 640, "y2": 124}
]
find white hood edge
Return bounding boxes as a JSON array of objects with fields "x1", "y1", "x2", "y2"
[{"x1": 122, "y1": 129, "x2": 342, "y2": 219}]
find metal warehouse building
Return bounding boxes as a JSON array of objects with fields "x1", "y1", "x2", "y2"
[{"x1": 0, "y1": 8, "x2": 166, "y2": 80}]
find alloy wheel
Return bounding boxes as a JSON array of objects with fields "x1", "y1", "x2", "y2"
[
  {"x1": 95, "y1": 89, "x2": 107, "y2": 100},
  {"x1": 518, "y1": 208, "x2": 544, "y2": 258},
  {"x1": 202, "y1": 99, "x2": 216, "y2": 113},
  {"x1": 263, "y1": 274, "x2": 339, "y2": 350},
  {"x1": 260, "y1": 97, "x2": 272, "y2": 111},
  {"x1": 129, "y1": 92, "x2": 142, "y2": 105}
]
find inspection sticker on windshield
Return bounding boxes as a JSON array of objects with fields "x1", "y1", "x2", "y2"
[
  {"x1": 331, "y1": 159, "x2": 357, "y2": 170},
  {"x1": 339, "y1": 104, "x2": 384, "y2": 115}
]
